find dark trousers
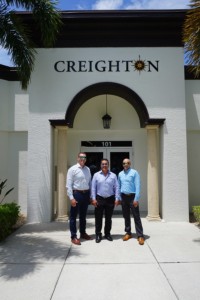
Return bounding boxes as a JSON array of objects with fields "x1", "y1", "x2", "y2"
[
  {"x1": 70, "y1": 190, "x2": 90, "y2": 239},
  {"x1": 95, "y1": 195, "x2": 115, "y2": 236},
  {"x1": 121, "y1": 193, "x2": 143, "y2": 238}
]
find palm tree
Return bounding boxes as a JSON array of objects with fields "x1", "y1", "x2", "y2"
[
  {"x1": 183, "y1": 0, "x2": 200, "y2": 77},
  {"x1": 0, "y1": 0, "x2": 62, "y2": 89}
]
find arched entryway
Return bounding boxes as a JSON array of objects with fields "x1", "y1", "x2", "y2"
[
  {"x1": 65, "y1": 82, "x2": 149, "y2": 128},
  {"x1": 50, "y1": 82, "x2": 165, "y2": 221}
]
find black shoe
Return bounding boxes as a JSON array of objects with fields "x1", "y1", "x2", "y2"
[
  {"x1": 96, "y1": 234, "x2": 102, "y2": 243},
  {"x1": 105, "y1": 235, "x2": 113, "y2": 241}
]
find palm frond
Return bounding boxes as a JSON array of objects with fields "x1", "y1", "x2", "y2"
[
  {"x1": 183, "y1": 0, "x2": 200, "y2": 76},
  {"x1": 3, "y1": 0, "x2": 62, "y2": 46},
  {"x1": 0, "y1": 6, "x2": 36, "y2": 88},
  {"x1": 0, "y1": 1, "x2": 62, "y2": 89},
  {"x1": 32, "y1": 1, "x2": 62, "y2": 47}
]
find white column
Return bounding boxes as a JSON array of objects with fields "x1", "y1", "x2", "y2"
[
  {"x1": 56, "y1": 126, "x2": 68, "y2": 221},
  {"x1": 146, "y1": 125, "x2": 161, "y2": 221},
  {"x1": 53, "y1": 127, "x2": 58, "y2": 217}
]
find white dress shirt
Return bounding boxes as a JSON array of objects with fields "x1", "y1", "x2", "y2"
[{"x1": 66, "y1": 163, "x2": 91, "y2": 200}]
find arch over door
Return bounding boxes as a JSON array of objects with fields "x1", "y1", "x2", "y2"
[{"x1": 65, "y1": 82, "x2": 165, "y2": 128}]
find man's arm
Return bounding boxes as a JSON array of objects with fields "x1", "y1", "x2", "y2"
[
  {"x1": 66, "y1": 167, "x2": 78, "y2": 207},
  {"x1": 91, "y1": 173, "x2": 98, "y2": 207},
  {"x1": 66, "y1": 167, "x2": 74, "y2": 200},
  {"x1": 134, "y1": 170, "x2": 141, "y2": 201}
]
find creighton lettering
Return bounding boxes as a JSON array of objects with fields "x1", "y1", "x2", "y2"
[
  {"x1": 95, "y1": 60, "x2": 106, "y2": 72},
  {"x1": 108, "y1": 60, "x2": 120, "y2": 72},
  {"x1": 121, "y1": 60, "x2": 135, "y2": 72},
  {"x1": 147, "y1": 61, "x2": 159, "y2": 72},
  {"x1": 54, "y1": 59, "x2": 159, "y2": 73},
  {"x1": 54, "y1": 61, "x2": 65, "y2": 72}
]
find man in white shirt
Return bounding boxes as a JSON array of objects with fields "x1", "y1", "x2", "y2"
[{"x1": 66, "y1": 152, "x2": 92, "y2": 245}]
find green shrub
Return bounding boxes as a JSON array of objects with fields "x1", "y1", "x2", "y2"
[
  {"x1": 0, "y1": 203, "x2": 20, "y2": 241},
  {"x1": 192, "y1": 206, "x2": 200, "y2": 224}
]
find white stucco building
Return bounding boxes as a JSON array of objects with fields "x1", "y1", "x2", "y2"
[{"x1": 0, "y1": 10, "x2": 199, "y2": 223}]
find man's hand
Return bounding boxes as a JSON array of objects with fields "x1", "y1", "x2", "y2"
[
  {"x1": 71, "y1": 199, "x2": 78, "y2": 207},
  {"x1": 91, "y1": 199, "x2": 98, "y2": 207},
  {"x1": 133, "y1": 200, "x2": 138, "y2": 207},
  {"x1": 115, "y1": 200, "x2": 120, "y2": 207}
]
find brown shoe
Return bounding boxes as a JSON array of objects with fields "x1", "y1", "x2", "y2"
[
  {"x1": 80, "y1": 233, "x2": 93, "y2": 240},
  {"x1": 123, "y1": 234, "x2": 132, "y2": 241},
  {"x1": 71, "y1": 238, "x2": 81, "y2": 245},
  {"x1": 138, "y1": 237, "x2": 145, "y2": 245}
]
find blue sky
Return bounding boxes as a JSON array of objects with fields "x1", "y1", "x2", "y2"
[
  {"x1": 0, "y1": 0, "x2": 190, "y2": 66},
  {"x1": 56, "y1": 0, "x2": 190, "y2": 10}
]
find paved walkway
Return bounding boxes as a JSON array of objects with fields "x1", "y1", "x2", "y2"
[{"x1": 0, "y1": 216, "x2": 200, "y2": 300}]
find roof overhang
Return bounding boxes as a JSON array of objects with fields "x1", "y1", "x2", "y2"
[{"x1": 17, "y1": 9, "x2": 187, "y2": 47}]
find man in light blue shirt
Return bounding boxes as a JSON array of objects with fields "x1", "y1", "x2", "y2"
[
  {"x1": 91, "y1": 158, "x2": 119, "y2": 243},
  {"x1": 118, "y1": 158, "x2": 144, "y2": 245}
]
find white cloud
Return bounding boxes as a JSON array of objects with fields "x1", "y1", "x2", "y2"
[
  {"x1": 92, "y1": 0, "x2": 124, "y2": 10},
  {"x1": 91, "y1": 0, "x2": 190, "y2": 10},
  {"x1": 125, "y1": 0, "x2": 190, "y2": 10},
  {"x1": 0, "y1": 47, "x2": 14, "y2": 66}
]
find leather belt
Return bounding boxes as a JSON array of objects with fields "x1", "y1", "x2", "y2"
[
  {"x1": 73, "y1": 189, "x2": 89, "y2": 193},
  {"x1": 97, "y1": 194, "x2": 115, "y2": 200},
  {"x1": 121, "y1": 193, "x2": 135, "y2": 196}
]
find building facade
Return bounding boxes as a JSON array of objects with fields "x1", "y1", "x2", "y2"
[{"x1": 0, "y1": 10, "x2": 200, "y2": 223}]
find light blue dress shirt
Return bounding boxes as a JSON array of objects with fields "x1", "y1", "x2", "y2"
[
  {"x1": 118, "y1": 168, "x2": 141, "y2": 201},
  {"x1": 91, "y1": 170, "x2": 119, "y2": 199}
]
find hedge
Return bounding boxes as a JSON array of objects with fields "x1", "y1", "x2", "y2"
[
  {"x1": 0, "y1": 203, "x2": 20, "y2": 241},
  {"x1": 192, "y1": 206, "x2": 200, "y2": 224}
]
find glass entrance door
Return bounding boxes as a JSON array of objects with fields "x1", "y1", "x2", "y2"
[
  {"x1": 82, "y1": 147, "x2": 132, "y2": 177},
  {"x1": 85, "y1": 151, "x2": 104, "y2": 177},
  {"x1": 108, "y1": 149, "x2": 130, "y2": 176},
  {"x1": 82, "y1": 148, "x2": 105, "y2": 178}
]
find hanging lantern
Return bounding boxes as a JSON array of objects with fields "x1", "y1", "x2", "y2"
[{"x1": 102, "y1": 94, "x2": 112, "y2": 129}]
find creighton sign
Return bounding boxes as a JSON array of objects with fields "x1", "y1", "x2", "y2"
[{"x1": 54, "y1": 56, "x2": 159, "y2": 73}]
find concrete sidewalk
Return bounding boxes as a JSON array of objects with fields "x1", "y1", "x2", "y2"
[{"x1": 0, "y1": 216, "x2": 200, "y2": 300}]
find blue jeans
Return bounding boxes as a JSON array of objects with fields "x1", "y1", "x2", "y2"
[{"x1": 70, "y1": 190, "x2": 90, "y2": 239}]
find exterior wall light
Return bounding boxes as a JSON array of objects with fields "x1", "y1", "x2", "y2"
[{"x1": 102, "y1": 94, "x2": 112, "y2": 129}]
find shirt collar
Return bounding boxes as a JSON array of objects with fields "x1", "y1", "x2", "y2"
[
  {"x1": 77, "y1": 163, "x2": 85, "y2": 168},
  {"x1": 100, "y1": 170, "x2": 110, "y2": 175},
  {"x1": 124, "y1": 168, "x2": 131, "y2": 173}
]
